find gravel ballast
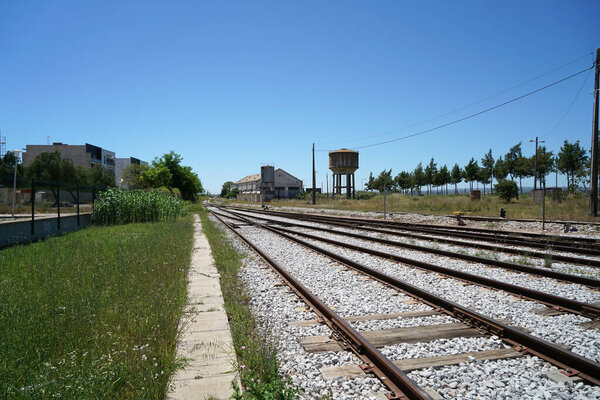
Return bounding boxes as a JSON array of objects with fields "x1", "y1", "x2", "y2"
[{"x1": 209, "y1": 209, "x2": 600, "y2": 399}]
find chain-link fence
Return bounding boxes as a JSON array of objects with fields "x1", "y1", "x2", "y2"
[{"x1": 0, "y1": 175, "x2": 108, "y2": 234}]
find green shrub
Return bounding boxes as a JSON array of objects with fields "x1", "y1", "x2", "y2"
[
  {"x1": 495, "y1": 179, "x2": 519, "y2": 203},
  {"x1": 92, "y1": 188, "x2": 187, "y2": 225},
  {"x1": 355, "y1": 190, "x2": 376, "y2": 200}
]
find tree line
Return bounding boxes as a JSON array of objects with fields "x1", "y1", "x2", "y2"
[
  {"x1": 2, "y1": 150, "x2": 203, "y2": 201},
  {"x1": 365, "y1": 139, "x2": 589, "y2": 196}
]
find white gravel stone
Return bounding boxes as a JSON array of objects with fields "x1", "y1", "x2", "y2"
[{"x1": 208, "y1": 209, "x2": 600, "y2": 399}]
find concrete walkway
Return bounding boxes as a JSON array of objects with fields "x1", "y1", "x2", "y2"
[{"x1": 168, "y1": 215, "x2": 239, "y2": 400}]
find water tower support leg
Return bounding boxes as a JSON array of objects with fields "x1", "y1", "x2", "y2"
[{"x1": 352, "y1": 173, "x2": 356, "y2": 199}]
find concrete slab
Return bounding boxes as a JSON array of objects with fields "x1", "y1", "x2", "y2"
[{"x1": 167, "y1": 215, "x2": 240, "y2": 400}]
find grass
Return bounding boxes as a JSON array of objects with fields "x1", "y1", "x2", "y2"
[
  {"x1": 226, "y1": 192, "x2": 600, "y2": 222},
  {"x1": 0, "y1": 215, "x2": 194, "y2": 399},
  {"x1": 198, "y1": 211, "x2": 297, "y2": 399}
]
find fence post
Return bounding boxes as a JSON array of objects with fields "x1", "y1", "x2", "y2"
[
  {"x1": 57, "y1": 180, "x2": 61, "y2": 230},
  {"x1": 31, "y1": 178, "x2": 35, "y2": 234},
  {"x1": 77, "y1": 183, "x2": 80, "y2": 226}
]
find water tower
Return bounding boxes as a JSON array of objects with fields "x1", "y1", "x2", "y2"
[{"x1": 329, "y1": 149, "x2": 359, "y2": 199}]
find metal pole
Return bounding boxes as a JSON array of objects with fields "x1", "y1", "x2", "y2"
[
  {"x1": 312, "y1": 143, "x2": 316, "y2": 205},
  {"x1": 77, "y1": 183, "x2": 80, "y2": 226},
  {"x1": 11, "y1": 154, "x2": 17, "y2": 217},
  {"x1": 326, "y1": 173, "x2": 329, "y2": 197},
  {"x1": 57, "y1": 180, "x2": 61, "y2": 230},
  {"x1": 31, "y1": 178, "x2": 35, "y2": 234},
  {"x1": 534, "y1": 137, "x2": 538, "y2": 191},
  {"x1": 542, "y1": 182, "x2": 546, "y2": 231},
  {"x1": 589, "y1": 48, "x2": 600, "y2": 216},
  {"x1": 383, "y1": 183, "x2": 387, "y2": 219}
]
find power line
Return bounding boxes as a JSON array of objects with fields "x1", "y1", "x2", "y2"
[
  {"x1": 317, "y1": 50, "x2": 594, "y2": 147},
  {"x1": 542, "y1": 68, "x2": 592, "y2": 139},
  {"x1": 317, "y1": 66, "x2": 593, "y2": 151}
]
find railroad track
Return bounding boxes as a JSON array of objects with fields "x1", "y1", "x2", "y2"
[
  {"x1": 208, "y1": 206, "x2": 600, "y2": 398},
  {"x1": 214, "y1": 207, "x2": 600, "y2": 318},
  {"x1": 445, "y1": 213, "x2": 600, "y2": 227},
  {"x1": 224, "y1": 205, "x2": 600, "y2": 254},
  {"x1": 217, "y1": 206, "x2": 600, "y2": 286},
  {"x1": 222, "y1": 205, "x2": 600, "y2": 267}
]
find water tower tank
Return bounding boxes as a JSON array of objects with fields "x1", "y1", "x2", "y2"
[{"x1": 329, "y1": 149, "x2": 359, "y2": 174}]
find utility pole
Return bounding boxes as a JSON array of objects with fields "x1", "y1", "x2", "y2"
[
  {"x1": 383, "y1": 183, "x2": 387, "y2": 219},
  {"x1": 312, "y1": 143, "x2": 316, "y2": 205},
  {"x1": 529, "y1": 136, "x2": 544, "y2": 190},
  {"x1": 589, "y1": 48, "x2": 600, "y2": 216}
]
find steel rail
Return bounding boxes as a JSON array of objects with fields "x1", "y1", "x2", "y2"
[
  {"x1": 218, "y1": 207, "x2": 600, "y2": 287},
  {"x1": 213, "y1": 209, "x2": 600, "y2": 319},
  {"x1": 211, "y1": 209, "x2": 600, "y2": 386},
  {"x1": 209, "y1": 211, "x2": 433, "y2": 400},
  {"x1": 270, "y1": 212, "x2": 600, "y2": 255},
  {"x1": 446, "y1": 214, "x2": 600, "y2": 227},
  {"x1": 228, "y1": 206, "x2": 600, "y2": 251},
  {"x1": 218, "y1": 205, "x2": 600, "y2": 268}
]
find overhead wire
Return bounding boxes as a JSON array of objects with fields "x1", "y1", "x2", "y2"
[
  {"x1": 317, "y1": 65, "x2": 594, "y2": 151},
  {"x1": 316, "y1": 50, "x2": 594, "y2": 149},
  {"x1": 541, "y1": 67, "x2": 593, "y2": 140}
]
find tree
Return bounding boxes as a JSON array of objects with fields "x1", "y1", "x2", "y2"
[
  {"x1": 463, "y1": 158, "x2": 479, "y2": 191},
  {"x1": 395, "y1": 171, "x2": 413, "y2": 194},
  {"x1": 478, "y1": 168, "x2": 492, "y2": 195},
  {"x1": 436, "y1": 165, "x2": 451, "y2": 194},
  {"x1": 514, "y1": 155, "x2": 532, "y2": 194},
  {"x1": 533, "y1": 146, "x2": 554, "y2": 188},
  {"x1": 373, "y1": 169, "x2": 394, "y2": 192},
  {"x1": 557, "y1": 140, "x2": 588, "y2": 193},
  {"x1": 505, "y1": 143, "x2": 523, "y2": 180},
  {"x1": 481, "y1": 149, "x2": 495, "y2": 194},
  {"x1": 121, "y1": 163, "x2": 147, "y2": 189},
  {"x1": 450, "y1": 163, "x2": 462, "y2": 194},
  {"x1": 424, "y1": 158, "x2": 437, "y2": 194},
  {"x1": 87, "y1": 164, "x2": 116, "y2": 188},
  {"x1": 26, "y1": 151, "x2": 61, "y2": 183},
  {"x1": 140, "y1": 164, "x2": 172, "y2": 188},
  {"x1": 495, "y1": 179, "x2": 519, "y2": 203},
  {"x1": 26, "y1": 151, "x2": 115, "y2": 199},
  {"x1": 151, "y1": 151, "x2": 203, "y2": 201},
  {"x1": 0, "y1": 151, "x2": 24, "y2": 177},
  {"x1": 220, "y1": 181, "x2": 235, "y2": 197},
  {"x1": 413, "y1": 163, "x2": 426, "y2": 194},
  {"x1": 366, "y1": 172, "x2": 375, "y2": 191},
  {"x1": 494, "y1": 156, "x2": 508, "y2": 181}
]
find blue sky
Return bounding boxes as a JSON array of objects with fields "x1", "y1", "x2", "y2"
[{"x1": 1, "y1": 1, "x2": 598, "y2": 193}]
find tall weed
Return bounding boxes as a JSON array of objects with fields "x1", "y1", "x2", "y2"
[{"x1": 92, "y1": 188, "x2": 187, "y2": 224}]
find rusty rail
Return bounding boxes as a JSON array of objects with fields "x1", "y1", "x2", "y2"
[
  {"x1": 211, "y1": 208, "x2": 600, "y2": 386},
  {"x1": 210, "y1": 211, "x2": 433, "y2": 400},
  {"x1": 217, "y1": 206, "x2": 600, "y2": 287},
  {"x1": 226, "y1": 206, "x2": 600, "y2": 253},
  {"x1": 222, "y1": 205, "x2": 600, "y2": 268},
  {"x1": 214, "y1": 208, "x2": 600, "y2": 318}
]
